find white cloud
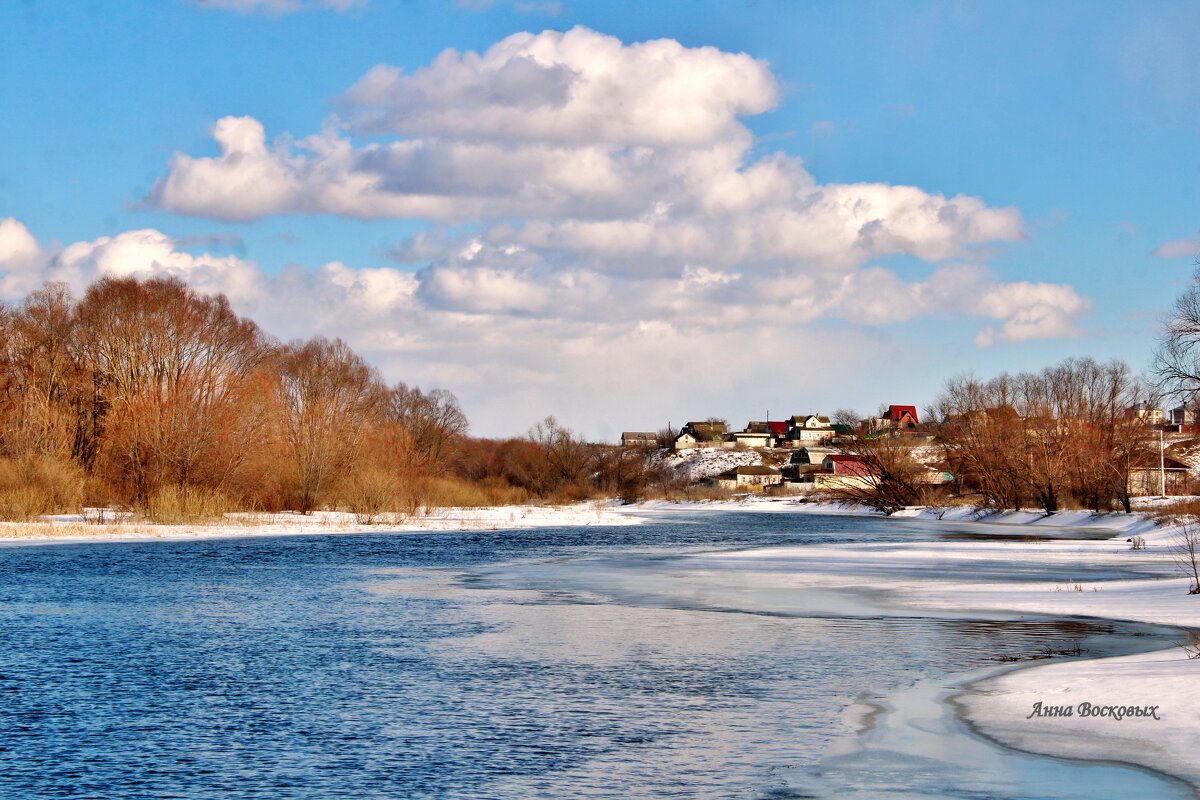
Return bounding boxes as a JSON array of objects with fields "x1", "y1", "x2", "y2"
[
  {"x1": 124, "y1": 28, "x2": 1091, "y2": 434},
  {"x1": 0, "y1": 221, "x2": 263, "y2": 307},
  {"x1": 148, "y1": 26, "x2": 1021, "y2": 271},
  {"x1": 0, "y1": 218, "x2": 1093, "y2": 436},
  {"x1": 1151, "y1": 237, "x2": 1200, "y2": 259},
  {"x1": 338, "y1": 27, "x2": 778, "y2": 146},
  {"x1": 972, "y1": 281, "x2": 1091, "y2": 346}
]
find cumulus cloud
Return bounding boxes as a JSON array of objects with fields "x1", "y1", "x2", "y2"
[
  {"x1": 147, "y1": 26, "x2": 1022, "y2": 272},
  {"x1": 0, "y1": 220, "x2": 263, "y2": 306},
  {"x1": 129, "y1": 27, "x2": 1090, "y2": 433},
  {"x1": 339, "y1": 27, "x2": 777, "y2": 145},
  {"x1": 1151, "y1": 237, "x2": 1200, "y2": 259},
  {"x1": 0, "y1": 218, "x2": 1091, "y2": 435}
]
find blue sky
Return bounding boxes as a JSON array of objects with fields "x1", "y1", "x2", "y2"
[{"x1": 2, "y1": 1, "x2": 1198, "y2": 438}]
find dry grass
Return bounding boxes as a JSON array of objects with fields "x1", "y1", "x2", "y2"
[
  {"x1": 420, "y1": 476, "x2": 530, "y2": 510},
  {"x1": 0, "y1": 455, "x2": 86, "y2": 521},
  {"x1": 1152, "y1": 497, "x2": 1200, "y2": 523},
  {"x1": 642, "y1": 483, "x2": 735, "y2": 503},
  {"x1": 338, "y1": 472, "x2": 532, "y2": 523},
  {"x1": 339, "y1": 468, "x2": 413, "y2": 523},
  {"x1": 138, "y1": 484, "x2": 237, "y2": 525}
]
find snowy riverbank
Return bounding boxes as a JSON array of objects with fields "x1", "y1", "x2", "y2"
[{"x1": 0, "y1": 501, "x2": 644, "y2": 545}]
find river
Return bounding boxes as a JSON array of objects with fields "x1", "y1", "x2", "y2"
[{"x1": 0, "y1": 511, "x2": 1189, "y2": 798}]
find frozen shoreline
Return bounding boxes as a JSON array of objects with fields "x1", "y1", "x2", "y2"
[
  {"x1": 0, "y1": 501, "x2": 644, "y2": 546},
  {"x1": 673, "y1": 499, "x2": 1200, "y2": 792}
]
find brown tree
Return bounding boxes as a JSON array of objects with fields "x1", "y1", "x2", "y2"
[
  {"x1": 275, "y1": 337, "x2": 386, "y2": 513},
  {"x1": 73, "y1": 277, "x2": 271, "y2": 501}
]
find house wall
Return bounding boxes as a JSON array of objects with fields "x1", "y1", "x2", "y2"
[
  {"x1": 1129, "y1": 468, "x2": 1190, "y2": 496},
  {"x1": 812, "y1": 473, "x2": 875, "y2": 491},
  {"x1": 732, "y1": 433, "x2": 773, "y2": 448},
  {"x1": 791, "y1": 428, "x2": 834, "y2": 443},
  {"x1": 734, "y1": 473, "x2": 782, "y2": 491}
]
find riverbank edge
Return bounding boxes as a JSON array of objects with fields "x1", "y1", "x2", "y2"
[{"x1": 0, "y1": 495, "x2": 1177, "y2": 545}]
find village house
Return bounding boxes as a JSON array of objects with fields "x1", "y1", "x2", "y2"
[
  {"x1": 785, "y1": 414, "x2": 837, "y2": 444},
  {"x1": 729, "y1": 421, "x2": 787, "y2": 448},
  {"x1": 1127, "y1": 402, "x2": 1164, "y2": 427},
  {"x1": 867, "y1": 405, "x2": 920, "y2": 434},
  {"x1": 710, "y1": 465, "x2": 783, "y2": 491},
  {"x1": 810, "y1": 454, "x2": 876, "y2": 491},
  {"x1": 1166, "y1": 405, "x2": 1198, "y2": 434},
  {"x1": 674, "y1": 420, "x2": 730, "y2": 450},
  {"x1": 792, "y1": 446, "x2": 835, "y2": 465},
  {"x1": 621, "y1": 432, "x2": 658, "y2": 448},
  {"x1": 1128, "y1": 454, "x2": 1192, "y2": 496}
]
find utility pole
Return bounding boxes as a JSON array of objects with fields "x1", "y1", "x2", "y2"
[{"x1": 1160, "y1": 426, "x2": 1167, "y2": 497}]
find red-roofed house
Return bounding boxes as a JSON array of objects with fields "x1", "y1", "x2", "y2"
[
  {"x1": 811, "y1": 454, "x2": 876, "y2": 491},
  {"x1": 822, "y1": 454, "x2": 873, "y2": 476},
  {"x1": 867, "y1": 405, "x2": 920, "y2": 434},
  {"x1": 885, "y1": 405, "x2": 919, "y2": 427}
]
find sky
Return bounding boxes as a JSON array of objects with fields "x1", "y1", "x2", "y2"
[{"x1": 1, "y1": 0, "x2": 1198, "y2": 440}]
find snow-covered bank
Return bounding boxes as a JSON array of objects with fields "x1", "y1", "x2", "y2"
[
  {"x1": 959, "y1": 649, "x2": 1200, "y2": 790},
  {"x1": 0, "y1": 502, "x2": 644, "y2": 545}
]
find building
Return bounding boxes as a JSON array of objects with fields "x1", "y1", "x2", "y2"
[
  {"x1": 810, "y1": 454, "x2": 876, "y2": 491},
  {"x1": 1128, "y1": 456, "x2": 1191, "y2": 496},
  {"x1": 730, "y1": 421, "x2": 785, "y2": 448},
  {"x1": 1127, "y1": 402, "x2": 1164, "y2": 427},
  {"x1": 674, "y1": 420, "x2": 729, "y2": 450},
  {"x1": 621, "y1": 432, "x2": 658, "y2": 448},
  {"x1": 866, "y1": 405, "x2": 920, "y2": 434},
  {"x1": 1166, "y1": 405, "x2": 1198, "y2": 433},
  {"x1": 786, "y1": 414, "x2": 837, "y2": 443},
  {"x1": 711, "y1": 465, "x2": 783, "y2": 491}
]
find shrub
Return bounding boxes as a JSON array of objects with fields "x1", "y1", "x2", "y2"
[
  {"x1": 140, "y1": 484, "x2": 236, "y2": 525},
  {"x1": 0, "y1": 455, "x2": 85, "y2": 520},
  {"x1": 420, "y1": 475, "x2": 529, "y2": 510},
  {"x1": 339, "y1": 468, "x2": 411, "y2": 524}
]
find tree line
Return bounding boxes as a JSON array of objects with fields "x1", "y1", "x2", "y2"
[
  {"x1": 0, "y1": 278, "x2": 666, "y2": 521},
  {"x1": 835, "y1": 259, "x2": 1200, "y2": 516}
]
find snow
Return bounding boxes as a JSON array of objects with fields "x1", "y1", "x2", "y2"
[
  {"x1": 659, "y1": 446, "x2": 763, "y2": 481},
  {"x1": 681, "y1": 504, "x2": 1200, "y2": 790},
  {"x1": 963, "y1": 649, "x2": 1200, "y2": 789},
  {"x1": 0, "y1": 502, "x2": 644, "y2": 545}
]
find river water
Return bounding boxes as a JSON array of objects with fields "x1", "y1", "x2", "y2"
[{"x1": 0, "y1": 512, "x2": 1190, "y2": 798}]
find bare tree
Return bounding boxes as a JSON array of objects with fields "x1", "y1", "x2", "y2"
[
  {"x1": 73, "y1": 277, "x2": 271, "y2": 500},
  {"x1": 1154, "y1": 261, "x2": 1200, "y2": 403},
  {"x1": 386, "y1": 382, "x2": 469, "y2": 474},
  {"x1": 1173, "y1": 519, "x2": 1200, "y2": 595},
  {"x1": 0, "y1": 284, "x2": 84, "y2": 460},
  {"x1": 275, "y1": 337, "x2": 386, "y2": 513},
  {"x1": 829, "y1": 433, "x2": 931, "y2": 513},
  {"x1": 831, "y1": 408, "x2": 861, "y2": 429}
]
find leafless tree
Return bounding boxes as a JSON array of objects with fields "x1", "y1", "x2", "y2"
[
  {"x1": 1173, "y1": 519, "x2": 1200, "y2": 595},
  {"x1": 386, "y1": 382, "x2": 469, "y2": 474},
  {"x1": 829, "y1": 433, "x2": 932, "y2": 513},
  {"x1": 72, "y1": 277, "x2": 272, "y2": 500},
  {"x1": 831, "y1": 408, "x2": 861, "y2": 429},
  {"x1": 275, "y1": 337, "x2": 386, "y2": 513},
  {"x1": 1154, "y1": 263, "x2": 1200, "y2": 401}
]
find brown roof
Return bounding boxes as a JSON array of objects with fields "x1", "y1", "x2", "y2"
[{"x1": 736, "y1": 465, "x2": 779, "y2": 475}]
